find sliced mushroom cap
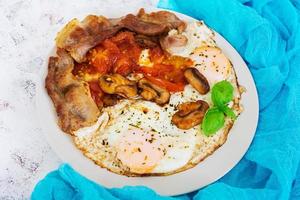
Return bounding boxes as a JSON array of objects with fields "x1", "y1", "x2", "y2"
[
  {"x1": 115, "y1": 84, "x2": 137, "y2": 98},
  {"x1": 172, "y1": 100, "x2": 209, "y2": 130},
  {"x1": 138, "y1": 78, "x2": 170, "y2": 105},
  {"x1": 184, "y1": 68, "x2": 210, "y2": 94},
  {"x1": 99, "y1": 74, "x2": 138, "y2": 98}
]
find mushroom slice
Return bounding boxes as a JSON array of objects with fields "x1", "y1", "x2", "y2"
[
  {"x1": 172, "y1": 100, "x2": 209, "y2": 130},
  {"x1": 115, "y1": 85, "x2": 138, "y2": 98},
  {"x1": 99, "y1": 74, "x2": 138, "y2": 98},
  {"x1": 138, "y1": 78, "x2": 170, "y2": 105},
  {"x1": 184, "y1": 68, "x2": 210, "y2": 94}
]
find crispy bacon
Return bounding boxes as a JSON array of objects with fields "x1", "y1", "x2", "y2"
[
  {"x1": 46, "y1": 49, "x2": 100, "y2": 134},
  {"x1": 55, "y1": 9, "x2": 186, "y2": 63},
  {"x1": 137, "y1": 8, "x2": 186, "y2": 33},
  {"x1": 56, "y1": 15, "x2": 122, "y2": 63}
]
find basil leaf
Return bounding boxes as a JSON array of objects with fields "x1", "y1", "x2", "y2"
[
  {"x1": 201, "y1": 107, "x2": 225, "y2": 136},
  {"x1": 220, "y1": 105, "x2": 237, "y2": 120},
  {"x1": 211, "y1": 80, "x2": 234, "y2": 107},
  {"x1": 200, "y1": 81, "x2": 236, "y2": 137}
]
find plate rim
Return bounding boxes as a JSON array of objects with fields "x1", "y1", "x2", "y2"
[{"x1": 36, "y1": 7, "x2": 259, "y2": 196}]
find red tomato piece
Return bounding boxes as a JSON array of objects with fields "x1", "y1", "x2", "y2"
[
  {"x1": 145, "y1": 75, "x2": 185, "y2": 92},
  {"x1": 89, "y1": 82, "x2": 104, "y2": 108}
]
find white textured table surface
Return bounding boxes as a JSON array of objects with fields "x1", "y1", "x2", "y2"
[{"x1": 0, "y1": 0, "x2": 158, "y2": 198}]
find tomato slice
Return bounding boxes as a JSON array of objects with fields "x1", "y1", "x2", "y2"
[
  {"x1": 88, "y1": 47, "x2": 114, "y2": 74},
  {"x1": 149, "y1": 47, "x2": 165, "y2": 63},
  {"x1": 89, "y1": 82, "x2": 104, "y2": 108},
  {"x1": 89, "y1": 81, "x2": 102, "y2": 93},
  {"x1": 114, "y1": 57, "x2": 134, "y2": 76},
  {"x1": 103, "y1": 40, "x2": 120, "y2": 55},
  {"x1": 137, "y1": 64, "x2": 173, "y2": 77},
  {"x1": 163, "y1": 55, "x2": 194, "y2": 69},
  {"x1": 137, "y1": 67, "x2": 158, "y2": 76},
  {"x1": 145, "y1": 75, "x2": 185, "y2": 92}
]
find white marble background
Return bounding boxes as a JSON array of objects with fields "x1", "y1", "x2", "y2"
[{"x1": 0, "y1": 0, "x2": 158, "y2": 199}]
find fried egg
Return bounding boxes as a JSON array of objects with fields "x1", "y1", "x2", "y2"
[{"x1": 73, "y1": 21, "x2": 242, "y2": 176}]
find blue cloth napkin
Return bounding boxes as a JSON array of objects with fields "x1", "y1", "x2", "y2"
[{"x1": 32, "y1": 0, "x2": 300, "y2": 199}]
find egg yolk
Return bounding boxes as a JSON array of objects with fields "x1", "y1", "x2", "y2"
[
  {"x1": 193, "y1": 46, "x2": 231, "y2": 84},
  {"x1": 116, "y1": 128, "x2": 164, "y2": 174}
]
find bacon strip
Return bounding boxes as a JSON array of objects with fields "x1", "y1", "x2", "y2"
[
  {"x1": 55, "y1": 9, "x2": 186, "y2": 63},
  {"x1": 56, "y1": 15, "x2": 122, "y2": 63},
  {"x1": 46, "y1": 49, "x2": 100, "y2": 134}
]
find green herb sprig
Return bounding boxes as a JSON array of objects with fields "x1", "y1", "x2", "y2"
[{"x1": 201, "y1": 80, "x2": 236, "y2": 136}]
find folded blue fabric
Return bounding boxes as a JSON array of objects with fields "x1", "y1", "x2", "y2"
[{"x1": 32, "y1": 0, "x2": 300, "y2": 199}]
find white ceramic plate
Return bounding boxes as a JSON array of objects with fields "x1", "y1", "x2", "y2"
[{"x1": 37, "y1": 7, "x2": 259, "y2": 196}]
